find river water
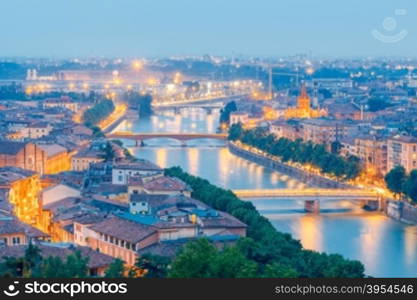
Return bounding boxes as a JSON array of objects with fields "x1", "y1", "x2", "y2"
[{"x1": 114, "y1": 108, "x2": 417, "y2": 277}]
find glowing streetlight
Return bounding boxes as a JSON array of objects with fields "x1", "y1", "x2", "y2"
[
  {"x1": 306, "y1": 67, "x2": 314, "y2": 76},
  {"x1": 132, "y1": 60, "x2": 143, "y2": 70}
]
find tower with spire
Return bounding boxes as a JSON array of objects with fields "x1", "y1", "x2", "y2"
[{"x1": 284, "y1": 84, "x2": 327, "y2": 119}]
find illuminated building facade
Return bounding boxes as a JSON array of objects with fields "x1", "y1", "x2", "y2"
[
  {"x1": 0, "y1": 167, "x2": 42, "y2": 226},
  {"x1": 37, "y1": 144, "x2": 71, "y2": 174},
  {"x1": 387, "y1": 136, "x2": 417, "y2": 174},
  {"x1": 0, "y1": 141, "x2": 46, "y2": 174},
  {"x1": 284, "y1": 85, "x2": 327, "y2": 119}
]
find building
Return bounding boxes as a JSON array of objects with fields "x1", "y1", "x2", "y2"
[
  {"x1": 71, "y1": 148, "x2": 104, "y2": 171},
  {"x1": 229, "y1": 112, "x2": 249, "y2": 126},
  {"x1": 284, "y1": 85, "x2": 327, "y2": 119},
  {"x1": 75, "y1": 194, "x2": 246, "y2": 266},
  {"x1": 300, "y1": 119, "x2": 359, "y2": 146},
  {"x1": 387, "y1": 136, "x2": 417, "y2": 173},
  {"x1": 0, "y1": 167, "x2": 42, "y2": 225},
  {"x1": 37, "y1": 144, "x2": 71, "y2": 174},
  {"x1": 355, "y1": 135, "x2": 387, "y2": 177},
  {"x1": 40, "y1": 184, "x2": 81, "y2": 207},
  {"x1": 0, "y1": 214, "x2": 49, "y2": 246},
  {"x1": 43, "y1": 97, "x2": 78, "y2": 112},
  {"x1": 112, "y1": 160, "x2": 163, "y2": 185},
  {"x1": 0, "y1": 141, "x2": 46, "y2": 174},
  {"x1": 327, "y1": 102, "x2": 362, "y2": 121},
  {"x1": 269, "y1": 120, "x2": 301, "y2": 140},
  {"x1": 20, "y1": 122, "x2": 52, "y2": 139},
  {"x1": 128, "y1": 175, "x2": 192, "y2": 197}
]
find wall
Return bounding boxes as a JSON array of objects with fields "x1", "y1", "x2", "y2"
[{"x1": 386, "y1": 200, "x2": 417, "y2": 225}]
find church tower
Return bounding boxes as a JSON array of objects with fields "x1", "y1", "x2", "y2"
[{"x1": 297, "y1": 84, "x2": 311, "y2": 111}]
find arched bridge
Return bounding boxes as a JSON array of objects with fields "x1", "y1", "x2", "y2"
[{"x1": 107, "y1": 131, "x2": 227, "y2": 144}]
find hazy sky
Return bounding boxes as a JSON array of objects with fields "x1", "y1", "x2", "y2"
[{"x1": 1, "y1": 0, "x2": 417, "y2": 58}]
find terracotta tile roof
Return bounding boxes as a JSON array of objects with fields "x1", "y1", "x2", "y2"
[
  {"x1": 0, "y1": 167, "x2": 36, "y2": 185},
  {"x1": 89, "y1": 216, "x2": 157, "y2": 244},
  {"x1": 113, "y1": 160, "x2": 162, "y2": 172},
  {"x1": 144, "y1": 176, "x2": 191, "y2": 192},
  {"x1": 37, "y1": 144, "x2": 67, "y2": 157},
  {"x1": 0, "y1": 216, "x2": 49, "y2": 238},
  {"x1": 199, "y1": 211, "x2": 247, "y2": 228}
]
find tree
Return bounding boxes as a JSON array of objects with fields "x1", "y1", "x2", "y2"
[
  {"x1": 123, "y1": 91, "x2": 153, "y2": 117},
  {"x1": 403, "y1": 170, "x2": 417, "y2": 203},
  {"x1": 168, "y1": 239, "x2": 217, "y2": 278},
  {"x1": 212, "y1": 246, "x2": 258, "y2": 278},
  {"x1": 385, "y1": 166, "x2": 407, "y2": 198},
  {"x1": 65, "y1": 251, "x2": 89, "y2": 278},
  {"x1": 82, "y1": 99, "x2": 115, "y2": 125},
  {"x1": 136, "y1": 254, "x2": 170, "y2": 278},
  {"x1": 104, "y1": 259, "x2": 125, "y2": 278},
  {"x1": 100, "y1": 142, "x2": 116, "y2": 162},
  {"x1": 41, "y1": 256, "x2": 67, "y2": 278},
  {"x1": 219, "y1": 101, "x2": 237, "y2": 125},
  {"x1": 262, "y1": 263, "x2": 298, "y2": 278},
  {"x1": 22, "y1": 243, "x2": 43, "y2": 278},
  {"x1": 228, "y1": 123, "x2": 244, "y2": 141}
]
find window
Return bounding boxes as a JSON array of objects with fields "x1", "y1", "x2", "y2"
[
  {"x1": 1, "y1": 238, "x2": 7, "y2": 245},
  {"x1": 110, "y1": 236, "x2": 114, "y2": 243},
  {"x1": 12, "y1": 237, "x2": 21, "y2": 245},
  {"x1": 133, "y1": 190, "x2": 138, "y2": 194},
  {"x1": 118, "y1": 175, "x2": 123, "y2": 182}
]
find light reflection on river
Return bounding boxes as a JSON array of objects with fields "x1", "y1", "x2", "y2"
[{"x1": 114, "y1": 108, "x2": 417, "y2": 277}]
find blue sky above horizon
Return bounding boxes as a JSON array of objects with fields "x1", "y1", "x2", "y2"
[{"x1": 1, "y1": 0, "x2": 417, "y2": 58}]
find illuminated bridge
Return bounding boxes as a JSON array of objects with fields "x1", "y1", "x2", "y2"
[
  {"x1": 233, "y1": 188, "x2": 379, "y2": 200},
  {"x1": 107, "y1": 132, "x2": 227, "y2": 145},
  {"x1": 233, "y1": 188, "x2": 381, "y2": 213},
  {"x1": 152, "y1": 94, "x2": 247, "y2": 108}
]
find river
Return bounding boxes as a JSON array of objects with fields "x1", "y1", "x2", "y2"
[{"x1": 114, "y1": 107, "x2": 417, "y2": 278}]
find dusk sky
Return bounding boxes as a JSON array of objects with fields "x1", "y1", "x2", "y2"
[{"x1": 1, "y1": 0, "x2": 417, "y2": 58}]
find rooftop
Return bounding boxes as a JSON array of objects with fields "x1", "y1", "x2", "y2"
[{"x1": 89, "y1": 216, "x2": 157, "y2": 244}]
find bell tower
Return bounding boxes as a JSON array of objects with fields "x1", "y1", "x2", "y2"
[{"x1": 297, "y1": 84, "x2": 311, "y2": 111}]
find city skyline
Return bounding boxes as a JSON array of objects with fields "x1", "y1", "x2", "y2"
[{"x1": 1, "y1": 0, "x2": 417, "y2": 58}]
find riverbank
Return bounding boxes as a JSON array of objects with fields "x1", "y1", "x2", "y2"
[
  {"x1": 101, "y1": 103, "x2": 128, "y2": 133},
  {"x1": 228, "y1": 141, "x2": 417, "y2": 224},
  {"x1": 228, "y1": 141, "x2": 352, "y2": 189}
]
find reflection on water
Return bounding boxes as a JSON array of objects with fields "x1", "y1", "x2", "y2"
[
  {"x1": 131, "y1": 146, "x2": 292, "y2": 190},
  {"x1": 251, "y1": 197, "x2": 417, "y2": 277},
  {"x1": 116, "y1": 107, "x2": 417, "y2": 277}
]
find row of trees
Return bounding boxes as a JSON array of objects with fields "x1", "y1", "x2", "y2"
[
  {"x1": 219, "y1": 101, "x2": 237, "y2": 126},
  {"x1": 82, "y1": 99, "x2": 115, "y2": 126},
  {"x1": 164, "y1": 166, "x2": 365, "y2": 277},
  {"x1": 0, "y1": 244, "x2": 89, "y2": 278},
  {"x1": 385, "y1": 166, "x2": 417, "y2": 203},
  {"x1": 228, "y1": 124, "x2": 361, "y2": 180},
  {"x1": 123, "y1": 91, "x2": 153, "y2": 117}
]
